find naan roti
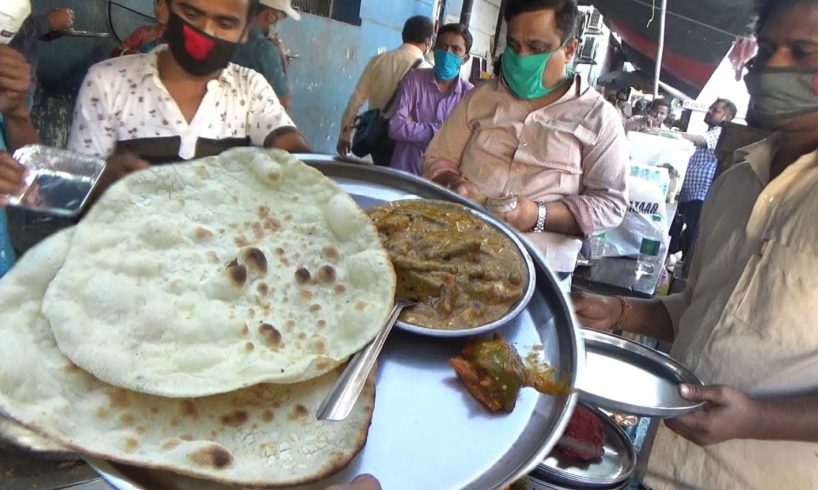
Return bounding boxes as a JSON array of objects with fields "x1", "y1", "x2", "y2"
[
  {"x1": 42, "y1": 149, "x2": 395, "y2": 397},
  {"x1": 0, "y1": 230, "x2": 376, "y2": 488}
]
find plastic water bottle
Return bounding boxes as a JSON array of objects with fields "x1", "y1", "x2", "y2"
[
  {"x1": 636, "y1": 215, "x2": 664, "y2": 276},
  {"x1": 589, "y1": 231, "x2": 608, "y2": 260}
]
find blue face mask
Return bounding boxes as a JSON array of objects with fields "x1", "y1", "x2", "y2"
[{"x1": 433, "y1": 49, "x2": 463, "y2": 81}]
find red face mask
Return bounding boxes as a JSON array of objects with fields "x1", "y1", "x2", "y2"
[{"x1": 165, "y1": 10, "x2": 240, "y2": 76}]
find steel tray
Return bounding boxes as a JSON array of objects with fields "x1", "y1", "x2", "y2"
[
  {"x1": 84, "y1": 155, "x2": 583, "y2": 490},
  {"x1": 534, "y1": 404, "x2": 636, "y2": 488},
  {"x1": 578, "y1": 329, "x2": 705, "y2": 417},
  {"x1": 9, "y1": 145, "x2": 105, "y2": 218}
]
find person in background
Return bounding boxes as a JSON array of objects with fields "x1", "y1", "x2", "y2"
[
  {"x1": 613, "y1": 88, "x2": 632, "y2": 120},
  {"x1": 336, "y1": 15, "x2": 434, "y2": 164},
  {"x1": 0, "y1": 45, "x2": 41, "y2": 277},
  {"x1": 111, "y1": 0, "x2": 169, "y2": 57},
  {"x1": 422, "y1": 0, "x2": 628, "y2": 291},
  {"x1": 572, "y1": 1, "x2": 818, "y2": 487},
  {"x1": 632, "y1": 97, "x2": 648, "y2": 116},
  {"x1": 232, "y1": 0, "x2": 300, "y2": 109},
  {"x1": 68, "y1": 0, "x2": 310, "y2": 193},
  {"x1": 10, "y1": 7, "x2": 74, "y2": 108},
  {"x1": 388, "y1": 23, "x2": 474, "y2": 175},
  {"x1": 668, "y1": 98, "x2": 736, "y2": 258},
  {"x1": 624, "y1": 98, "x2": 670, "y2": 133}
]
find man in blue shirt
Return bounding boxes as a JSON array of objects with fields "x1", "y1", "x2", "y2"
[
  {"x1": 0, "y1": 45, "x2": 41, "y2": 277},
  {"x1": 669, "y1": 98, "x2": 737, "y2": 259},
  {"x1": 232, "y1": 0, "x2": 300, "y2": 109}
]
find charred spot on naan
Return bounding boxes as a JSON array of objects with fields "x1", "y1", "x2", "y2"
[
  {"x1": 313, "y1": 338, "x2": 327, "y2": 353},
  {"x1": 186, "y1": 444, "x2": 235, "y2": 470},
  {"x1": 180, "y1": 400, "x2": 199, "y2": 419},
  {"x1": 289, "y1": 404, "x2": 309, "y2": 420},
  {"x1": 259, "y1": 323, "x2": 283, "y2": 348},
  {"x1": 261, "y1": 409, "x2": 275, "y2": 422},
  {"x1": 218, "y1": 410, "x2": 248, "y2": 427},
  {"x1": 107, "y1": 388, "x2": 131, "y2": 409},
  {"x1": 244, "y1": 341, "x2": 255, "y2": 352},
  {"x1": 194, "y1": 226, "x2": 214, "y2": 242},
  {"x1": 295, "y1": 266, "x2": 311, "y2": 284},
  {"x1": 123, "y1": 437, "x2": 140, "y2": 453},
  {"x1": 322, "y1": 245, "x2": 340, "y2": 260},
  {"x1": 239, "y1": 247, "x2": 268, "y2": 275},
  {"x1": 309, "y1": 303, "x2": 321, "y2": 313},
  {"x1": 226, "y1": 263, "x2": 247, "y2": 288},
  {"x1": 257, "y1": 282, "x2": 270, "y2": 295},
  {"x1": 317, "y1": 265, "x2": 336, "y2": 283}
]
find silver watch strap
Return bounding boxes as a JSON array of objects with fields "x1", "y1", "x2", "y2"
[{"x1": 531, "y1": 201, "x2": 546, "y2": 233}]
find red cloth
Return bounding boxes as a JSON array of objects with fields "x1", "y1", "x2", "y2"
[
  {"x1": 111, "y1": 25, "x2": 166, "y2": 58},
  {"x1": 729, "y1": 36, "x2": 757, "y2": 81},
  {"x1": 558, "y1": 405, "x2": 605, "y2": 461}
]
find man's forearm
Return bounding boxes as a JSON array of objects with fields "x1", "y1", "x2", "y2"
[
  {"x1": 751, "y1": 393, "x2": 818, "y2": 443},
  {"x1": 618, "y1": 297, "x2": 676, "y2": 342},
  {"x1": 3, "y1": 108, "x2": 40, "y2": 151},
  {"x1": 680, "y1": 132, "x2": 707, "y2": 147},
  {"x1": 543, "y1": 201, "x2": 582, "y2": 236},
  {"x1": 265, "y1": 130, "x2": 312, "y2": 153}
]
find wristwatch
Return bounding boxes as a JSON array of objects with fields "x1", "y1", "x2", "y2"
[{"x1": 530, "y1": 201, "x2": 547, "y2": 233}]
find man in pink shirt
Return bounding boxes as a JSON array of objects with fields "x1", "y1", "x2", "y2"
[{"x1": 422, "y1": 0, "x2": 628, "y2": 283}]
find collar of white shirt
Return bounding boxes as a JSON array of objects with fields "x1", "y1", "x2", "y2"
[{"x1": 140, "y1": 45, "x2": 238, "y2": 88}]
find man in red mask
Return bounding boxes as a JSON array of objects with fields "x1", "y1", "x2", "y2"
[{"x1": 67, "y1": 0, "x2": 311, "y2": 192}]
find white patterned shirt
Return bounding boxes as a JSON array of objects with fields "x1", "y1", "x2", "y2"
[{"x1": 68, "y1": 46, "x2": 296, "y2": 162}]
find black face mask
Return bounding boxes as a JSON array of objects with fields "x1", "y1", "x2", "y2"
[{"x1": 165, "y1": 10, "x2": 240, "y2": 77}]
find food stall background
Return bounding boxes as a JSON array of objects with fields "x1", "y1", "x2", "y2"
[{"x1": 26, "y1": 0, "x2": 505, "y2": 154}]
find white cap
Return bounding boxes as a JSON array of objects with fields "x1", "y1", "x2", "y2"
[{"x1": 259, "y1": 0, "x2": 301, "y2": 20}]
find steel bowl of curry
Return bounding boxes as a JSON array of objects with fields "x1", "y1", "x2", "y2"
[{"x1": 366, "y1": 199, "x2": 536, "y2": 337}]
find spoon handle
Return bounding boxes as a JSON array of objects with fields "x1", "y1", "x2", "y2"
[{"x1": 316, "y1": 299, "x2": 415, "y2": 421}]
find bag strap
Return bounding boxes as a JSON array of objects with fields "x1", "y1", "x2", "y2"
[{"x1": 383, "y1": 58, "x2": 424, "y2": 114}]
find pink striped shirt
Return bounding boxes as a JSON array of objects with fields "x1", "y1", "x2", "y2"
[{"x1": 422, "y1": 76, "x2": 629, "y2": 272}]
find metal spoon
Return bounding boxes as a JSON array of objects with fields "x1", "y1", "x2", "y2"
[{"x1": 316, "y1": 299, "x2": 416, "y2": 421}]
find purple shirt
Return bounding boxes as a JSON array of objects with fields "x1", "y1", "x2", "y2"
[{"x1": 388, "y1": 69, "x2": 473, "y2": 175}]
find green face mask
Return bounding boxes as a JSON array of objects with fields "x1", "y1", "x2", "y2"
[{"x1": 502, "y1": 44, "x2": 569, "y2": 100}]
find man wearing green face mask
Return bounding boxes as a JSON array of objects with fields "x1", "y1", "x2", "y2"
[
  {"x1": 422, "y1": 0, "x2": 628, "y2": 287},
  {"x1": 571, "y1": 0, "x2": 818, "y2": 488}
]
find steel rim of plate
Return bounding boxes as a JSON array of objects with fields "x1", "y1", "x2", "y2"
[
  {"x1": 383, "y1": 200, "x2": 538, "y2": 338},
  {"x1": 80, "y1": 155, "x2": 584, "y2": 490},
  {"x1": 579, "y1": 329, "x2": 706, "y2": 417},
  {"x1": 536, "y1": 404, "x2": 636, "y2": 487}
]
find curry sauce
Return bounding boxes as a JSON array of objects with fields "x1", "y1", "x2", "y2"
[{"x1": 367, "y1": 199, "x2": 526, "y2": 330}]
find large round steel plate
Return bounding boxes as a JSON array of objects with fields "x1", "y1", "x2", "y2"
[{"x1": 84, "y1": 156, "x2": 582, "y2": 490}]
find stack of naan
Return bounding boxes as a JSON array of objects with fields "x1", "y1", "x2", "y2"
[{"x1": 0, "y1": 149, "x2": 396, "y2": 487}]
